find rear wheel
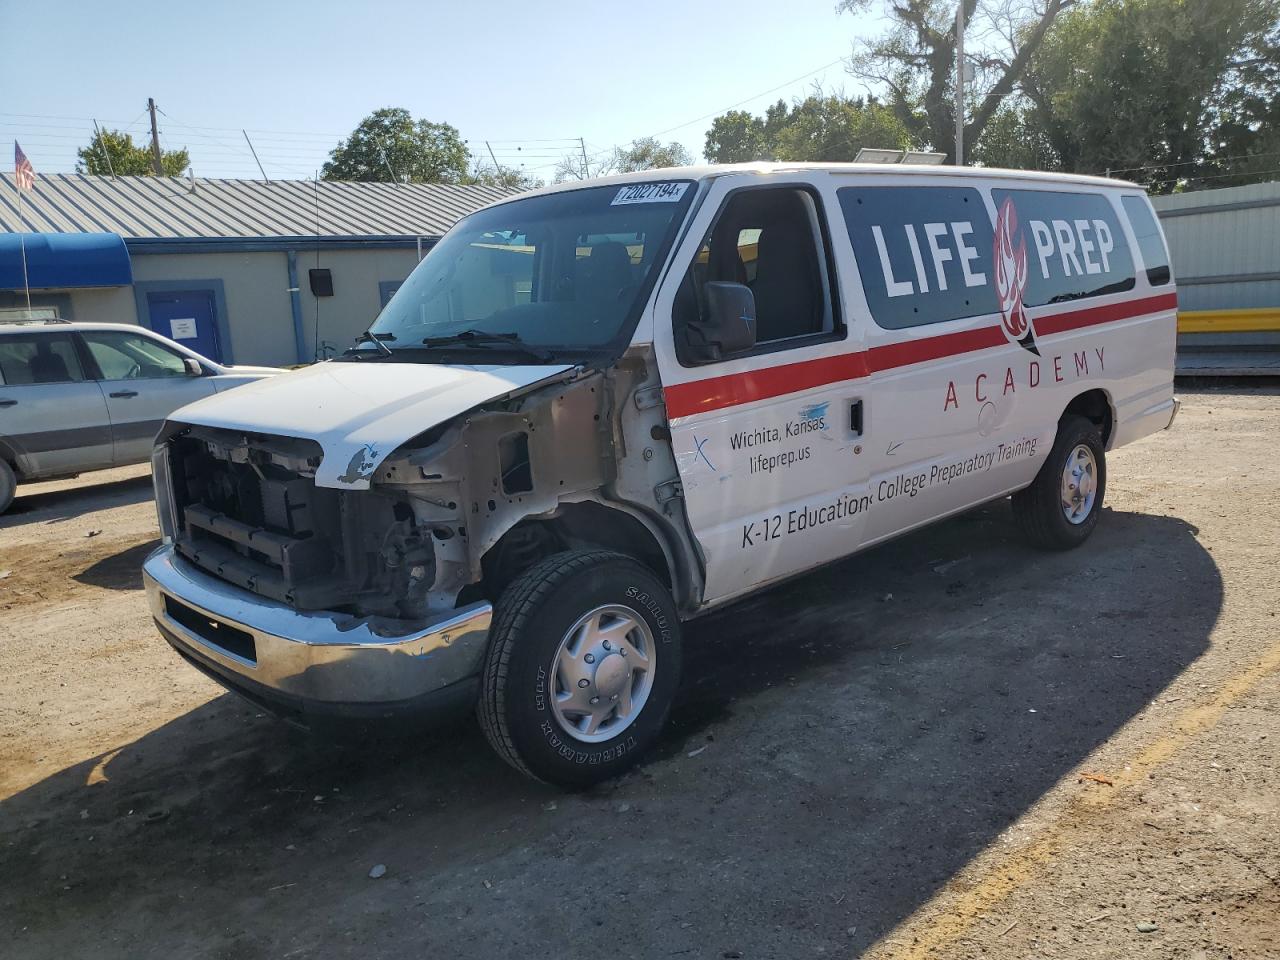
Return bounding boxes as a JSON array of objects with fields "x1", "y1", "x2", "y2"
[
  {"x1": 478, "y1": 549, "x2": 682, "y2": 787},
  {"x1": 1012, "y1": 415, "x2": 1106, "y2": 550},
  {"x1": 0, "y1": 460, "x2": 15, "y2": 515}
]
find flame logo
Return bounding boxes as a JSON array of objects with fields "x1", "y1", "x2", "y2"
[{"x1": 993, "y1": 197, "x2": 1038, "y2": 354}]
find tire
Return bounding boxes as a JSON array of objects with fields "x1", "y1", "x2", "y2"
[
  {"x1": 0, "y1": 459, "x2": 15, "y2": 515},
  {"x1": 478, "y1": 549, "x2": 682, "y2": 787},
  {"x1": 1012, "y1": 414, "x2": 1106, "y2": 550}
]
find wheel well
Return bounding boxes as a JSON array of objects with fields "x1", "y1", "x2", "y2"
[
  {"x1": 480, "y1": 502, "x2": 673, "y2": 601},
  {"x1": 1063, "y1": 389, "x2": 1114, "y2": 447}
]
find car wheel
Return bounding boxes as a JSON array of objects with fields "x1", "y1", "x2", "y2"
[
  {"x1": 0, "y1": 459, "x2": 15, "y2": 515},
  {"x1": 478, "y1": 549, "x2": 682, "y2": 787},
  {"x1": 1012, "y1": 414, "x2": 1106, "y2": 550}
]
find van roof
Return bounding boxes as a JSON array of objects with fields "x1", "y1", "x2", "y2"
[{"x1": 496, "y1": 162, "x2": 1141, "y2": 209}]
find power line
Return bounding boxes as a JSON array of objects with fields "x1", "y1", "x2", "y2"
[
  {"x1": 643, "y1": 56, "x2": 848, "y2": 140},
  {"x1": 1106, "y1": 149, "x2": 1280, "y2": 175}
]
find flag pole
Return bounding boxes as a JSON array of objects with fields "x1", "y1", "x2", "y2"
[{"x1": 16, "y1": 183, "x2": 32, "y2": 314}]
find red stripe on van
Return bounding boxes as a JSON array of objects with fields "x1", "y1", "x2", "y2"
[
  {"x1": 662, "y1": 350, "x2": 871, "y2": 418},
  {"x1": 1034, "y1": 291, "x2": 1178, "y2": 335},
  {"x1": 664, "y1": 292, "x2": 1178, "y2": 419}
]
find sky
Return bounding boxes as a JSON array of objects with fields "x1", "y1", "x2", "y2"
[{"x1": 0, "y1": 0, "x2": 887, "y2": 182}]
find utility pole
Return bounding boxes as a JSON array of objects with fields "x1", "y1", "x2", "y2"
[
  {"x1": 954, "y1": 2, "x2": 965, "y2": 166},
  {"x1": 579, "y1": 137, "x2": 590, "y2": 178},
  {"x1": 147, "y1": 98, "x2": 165, "y2": 176},
  {"x1": 486, "y1": 140, "x2": 500, "y2": 174}
]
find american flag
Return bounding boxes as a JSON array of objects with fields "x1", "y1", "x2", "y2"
[{"x1": 14, "y1": 142, "x2": 35, "y2": 191}]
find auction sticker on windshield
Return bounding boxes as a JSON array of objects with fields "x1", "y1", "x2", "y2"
[{"x1": 612, "y1": 182, "x2": 690, "y2": 205}]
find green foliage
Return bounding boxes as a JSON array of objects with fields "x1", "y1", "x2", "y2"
[
  {"x1": 1023, "y1": 0, "x2": 1280, "y2": 189},
  {"x1": 322, "y1": 107, "x2": 470, "y2": 183},
  {"x1": 704, "y1": 93, "x2": 912, "y2": 163},
  {"x1": 612, "y1": 137, "x2": 694, "y2": 172},
  {"x1": 554, "y1": 138, "x2": 693, "y2": 182},
  {"x1": 839, "y1": 0, "x2": 1073, "y2": 163},
  {"x1": 1204, "y1": 19, "x2": 1280, "y2": 186},
  {"x1": 76, "y1": 129, "x2": 189, "y2": 177},
  {"x1": 466, "y1": 164, "x2": 543, "y2": 192},
  {"x1": 968, "y1": 105, "x2": 1060, "y2": 171}
]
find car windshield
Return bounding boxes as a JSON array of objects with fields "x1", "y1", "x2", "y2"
[{"x1": 365, "y1": 181, "x2": 696, "y2": 357}]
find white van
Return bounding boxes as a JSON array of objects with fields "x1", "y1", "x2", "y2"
[{"x1": 142, "y1": 163, "x2": 1178, "y2": 785}]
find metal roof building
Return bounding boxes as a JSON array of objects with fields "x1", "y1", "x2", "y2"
[
  {"x1": 1152, "y1": 181, "x2": 1280, "y2": 375},
  {"x1": 0, "y1": 173, "x2": 509, "y2": 242},
  {"x1": 0, "y1": 173, "x2": 512, "y2": 366}
]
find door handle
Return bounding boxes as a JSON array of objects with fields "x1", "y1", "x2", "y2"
[
  {"x1": 0, "y1": 399, "x2": 16, "y2": 408},
  {"x1": 849, "y1": 399, "x2": 864, "y2": 437},
  {"x1": 109, "y1": 390, "x2": 139, "y2": 399}
]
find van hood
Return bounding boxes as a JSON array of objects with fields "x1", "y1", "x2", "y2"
[{"x1": 170, "y1": 360, "x2": 576, "y2": 489}]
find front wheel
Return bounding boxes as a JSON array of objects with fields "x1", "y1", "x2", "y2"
[
  {"x1": 478, "y1": 550, "x2": 682, "y2": 787},
  {"x1": 0, "y1": 459, "x2": 15, "y2": 515},
  {"x1": 1011, "y1": 414, "x2": 1106, "y2": 550}
]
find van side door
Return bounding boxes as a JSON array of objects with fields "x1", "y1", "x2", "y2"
[
  {"x1": 834, "y1": 178, "x2": 1052, "y2": 546},
  {"x1": 652, "y1": 174, "x2": 870, "y2": 605},
  {"x1": 0, "y1": 330, "x2": 114, "y2": 479}
]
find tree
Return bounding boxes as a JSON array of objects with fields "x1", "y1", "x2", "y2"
[
  {"x1": 967, "y1": 103, "x2": 1059, "y2": 170},
  {"x1": 322, "y1": 107, "x2": 469, "y2": 183},
  {"x1": 1021, "y1": 0, "x2": 1280, "y2": 189},
  {"x1": 612, "y1": 137, "x2": 694, "y2": 172},
  {"x1": 839, "y1": 0, "x2": 1075, "y2": 163},
  {"x1": 704, "y1": 92, "x2": 912, "y2": 163},
  {"x1": 76, "y1": 129, "x2": 189, "y2": 177},
  {"x1": 465, "y1": 162, "x2": 543, "y2": 192},
  {"x1": 553, "y1": 138, "x2": 693, "y2": 183},
  {"x1": 1203, "y1": 16, "x2": 1280, "y2": 187}
]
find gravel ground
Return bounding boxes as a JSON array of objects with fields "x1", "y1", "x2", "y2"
[{"x1": 0, "y1": 387, "x2": 1276, "y2": 960}]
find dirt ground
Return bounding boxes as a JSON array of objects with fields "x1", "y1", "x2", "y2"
[{"x1": 1, "y1": 387, "x2": 1277, "y2": 960}]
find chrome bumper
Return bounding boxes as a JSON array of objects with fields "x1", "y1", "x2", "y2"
[{"x1": 143, "y1": 545, "x2": 492, "y2": 710}]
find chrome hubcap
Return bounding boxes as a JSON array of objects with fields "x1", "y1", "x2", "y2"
[
  {"x1": 1060, "y1": 444, "x2": 1098, "y2": 525},
  {"x1": 551, "y1": 604, "x2": 655, "y2": 743}
]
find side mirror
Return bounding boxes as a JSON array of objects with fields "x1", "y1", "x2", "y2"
[
  {"x1": 183, "y1": 357, "x2": 203, "y2": 376},
  {"x1": 686, "y1": 281, "x2": 757, "y2": 363}
]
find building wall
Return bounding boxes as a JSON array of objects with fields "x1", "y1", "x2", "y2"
[
  {"x1": 294, "y1": 247, "x2": 420, "y2": 360},
  {"x1": 1153, "y1": 181, "x2": 1280, "y2": 312},
  {"x1": 132, "y1": 251, "x2": 296, "y2": 366},
  {"x1": 0, "y1": 286, "x2": 136, "y2": 324},
  {"x1": 120, "y1": 246, "x2": 421, "y2": 367}
]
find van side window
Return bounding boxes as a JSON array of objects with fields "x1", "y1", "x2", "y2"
[
  {"x1": 0, "y1": 332, "x2": 86, "y2": 385},
  {"x1": 839, "y1": 186, "x2": 998, "y2": 330},
  {"x1": 674, "y1": 187, "x2": 835, "y2": 362},
  {"x1": 1121, "y1": 195, "x2": 1171, "y2": 286},
  {"x1": 989, "y1": 189, "x2": 1136, "y2": 306}
]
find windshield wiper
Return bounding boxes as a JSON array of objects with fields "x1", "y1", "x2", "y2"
[
  {"x1": 420, "y1": 329, "x2": 554, "y2": 363},
  {"x1": 354, "y1": 330, "x2": 396, "y2": 357}
]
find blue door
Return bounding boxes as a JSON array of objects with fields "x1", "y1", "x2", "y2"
[{"x1": 147, "y1": 289, "x2": 221, "y2": 362}]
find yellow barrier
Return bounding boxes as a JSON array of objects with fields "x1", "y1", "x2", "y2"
[{"x1": 1178, "y1": 308, "x2": 1280, "y2": 334}]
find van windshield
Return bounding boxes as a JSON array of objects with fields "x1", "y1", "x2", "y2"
[{"x1": 365, "y1": 181, "x2": 695, "y2": 359}]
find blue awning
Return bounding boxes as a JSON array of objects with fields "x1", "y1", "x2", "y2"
[{"x1": 0, "y1": 232, "x2": 133, "y2": 290}]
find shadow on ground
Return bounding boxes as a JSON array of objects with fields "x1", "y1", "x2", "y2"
[
  {"x1": 73, "y1": 540, "x2": 161, "y2": 591},
  {"x1": 0, "y1": 472, "x2": 154, "y2": 528},
  {"x1": 0, "y1": 503, "x2": 1220, "y2": 960}
]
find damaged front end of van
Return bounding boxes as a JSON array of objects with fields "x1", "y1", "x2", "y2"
[{"x1": 142, "y1": 354, "x2": 692, "y2": 726}]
